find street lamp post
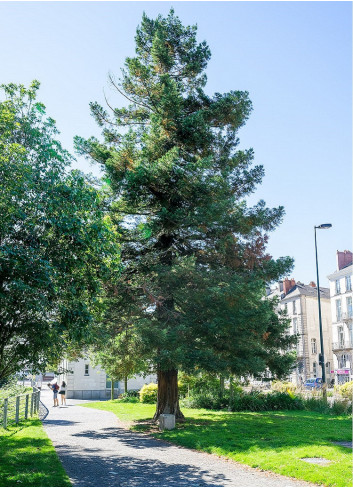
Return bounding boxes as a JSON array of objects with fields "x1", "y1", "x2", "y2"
[{"x1": 314, "y1": 223, "x2": 332, "y2": 401}]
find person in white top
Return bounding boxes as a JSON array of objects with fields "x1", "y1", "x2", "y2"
[{"x1": 59, "y1": 381, "x2": 67, "y2": 406}]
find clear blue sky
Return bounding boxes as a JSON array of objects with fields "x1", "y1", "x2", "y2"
[{"x1": 1, "y1": 1, "x2": 351, "y2": 287}]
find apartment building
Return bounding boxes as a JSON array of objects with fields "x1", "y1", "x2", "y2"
[
  {"x1": 327, "y1": 250, "x2": 353, "y2": 384},
  {"x1": 268, "y1": 279, "x2": 333, "y2": 385}
]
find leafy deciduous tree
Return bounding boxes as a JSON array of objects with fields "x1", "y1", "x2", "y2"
[{"x1": 0, "y1": 81, "x2": 118, "y2": 381}]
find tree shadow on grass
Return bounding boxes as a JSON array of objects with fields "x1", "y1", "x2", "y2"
[
  {"x1": 152, "y1": 411, "x2": 352, "y2": 454},
  {"x1": 0, "y1": 434, "x2": 70, "y2": 487}
]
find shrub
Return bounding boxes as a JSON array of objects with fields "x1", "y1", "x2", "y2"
[
  {"x1": 118, "y1": 390, "x2": 140, "y2": 403},
  {"x1": 302, "y1": 397, "x2": 331, "y2": 414},
  {"x1": 337, "y1": 381, "x2": 353, "y2": 400},
  {"x1": 182, "y1": 390, "x2": 304, "y2": 412},
  {"x1": 118, "y1": 396, "x2": 140, "y2": 403},
  {"x1": 230, "y1": 391, "x2": 304, "y2": 412},
  {"x1": 331, "y1": 399, "x2": 352, "y2": 415},
  {"x1": 139, "y1": 383, "x2": 158, "y2": 404},
  {"x1": 271, "y1": 380, "x2": 298, "y2": 394},
  {"x1": 181, "y1": 392, "x2": 230, "y2": 410}
]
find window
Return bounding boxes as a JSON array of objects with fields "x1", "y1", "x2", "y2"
[
  {"x1": 346, "y1": 275, "x2": 352, "y2": 292},
  {"x1": 311, "y1": 338, "x2": 317, "y2": 354},
  {"x1": 339, "y1": 355, "x2": 347, "y2": 369},
  {"x1": 335, "y1": 279, "x2": 341, "y2": 294},
  {"x1": 106, "y1": 377, "x2": 119, "y2": 389},
  {"x1": 292, "y1": 300, "x2": 296, "y2": 314},
  {"x1": 326, "y1": 362, "x2": 331, "y2": 374},
  {"x1": 292, "y1": 318, "x2": 298, "y2": 335},
  {"x1": 313, "y1": 362, "x2": 317, "y2": 377},
  {"x1": 349, "y1": 324, "x2": 353, "y2": 345},
  {"x1": 336, "y1": 299, "x2": 342, "y2": 321},
  {"x1": 84, "y1": 364, "x2": 89, "y2": 376},
  {"x1": 338, "y1": 326, "x2": 344, "y2": 347},
  {"x1": 347, "y1": 296, "x2": 352, "y2": 318}
]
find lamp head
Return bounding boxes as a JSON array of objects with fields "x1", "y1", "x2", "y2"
[{"x1": 316, "y1": 223, "x2": 332, "y2": 229}]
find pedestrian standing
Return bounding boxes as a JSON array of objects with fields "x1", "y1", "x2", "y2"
[
  {"x1": 48, "y1": 381, "x2": 60, "y2": 407},
  {"x1": 59, "y1": 381, "x2": 67, "y2": 406}
]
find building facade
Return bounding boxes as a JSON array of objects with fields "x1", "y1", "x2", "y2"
[
  {"x1": 268, "y1": 279, "x2": 333, "y2": 385},
  {"x1": 327, "y1": 250, "x2": 353, "y2": 384},
  {"x1": 58, "y1": 357, "x2": 156, "y2": 400}
]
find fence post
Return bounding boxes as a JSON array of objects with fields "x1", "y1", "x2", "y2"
[
  {"x1": 35, "y1": 392, "x2": 39, "y2": 413},
  {"x1": 34, "y1": 392, "x2": 38, "y2": 414},
  {"x1": 25, "y1": 394, "x2": 29, "y2": 419},
  {"x1": 15, "y1": 396, "x2": 20, "y2": 424},
  {"x1": 30, "y1": 392, "x2": 34, "y2": 417},
  {"x1": 3, "y1": 398, "x2": 8, "y2": 429}
]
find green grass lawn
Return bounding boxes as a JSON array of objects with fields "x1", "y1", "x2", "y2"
[
  {"x1": 83, "y1": 401, "x2": 352, "y2": 487},
  {"x1": 0, "y1": 419, "x2": 71, "y2": 487}
]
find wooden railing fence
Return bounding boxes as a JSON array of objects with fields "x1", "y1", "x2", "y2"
[{"x1": 0, "y1": 387, "x2": 40, "y2": 429}]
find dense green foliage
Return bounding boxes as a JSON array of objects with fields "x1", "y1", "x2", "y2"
[
  {"x1": 182, "y1": 389, "x2": 352, "y2": 415},
  {"x1": 0, "y1": 82, "x2": 119, "y2": 380},
  {"x1": 76, "y1": 9, "x2": 295, "y2": 415},
  {"x1": 0, "y1": 378, "x2": 31, "y2": 406},
  {"x1": 118, "y1": 390, "x2": 140, "y2": 402},
  {"x1": 0, "y1": 419, "x2": 71, "y2": 486},
  {"x1": 83, "y1": 401, "x2": 352, "y2": 487},
  {"x1": 139, "y1": 383, "x2": 158, "y2": 403},
  {"x1": 88, "y1": 309, "x2": 150, "y2": 391}
]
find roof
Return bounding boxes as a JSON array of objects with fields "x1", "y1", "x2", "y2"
[
  {"x1": 281, "y1": 283, "x2": 330, "y2": 301},
  {"x1": 327, "y1": 264, "x2": 352, "y2": 281}
]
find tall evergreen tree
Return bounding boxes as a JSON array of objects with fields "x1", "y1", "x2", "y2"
[{"x1": 76, "y1": 10, "x2": 295, "y2": 420}]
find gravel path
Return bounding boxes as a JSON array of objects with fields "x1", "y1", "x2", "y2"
[{"x1": 40, "y1": 386, "x2": 314, "y2": 487}]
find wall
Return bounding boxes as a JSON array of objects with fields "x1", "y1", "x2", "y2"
[
  {"x1": 59, "y1": 358, "x2": 157, "y2": 399},
  {"x1": 305, "y1": 296, "x2": 333, "y2": 380}
]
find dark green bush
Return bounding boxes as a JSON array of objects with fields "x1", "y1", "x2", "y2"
[
  {"x1": 302, "y1": 397, "x2": 331, "y2": 414},
  {"x1": 302, "y1": 397, "x2": 351, "y2": 416},
  {"x1": 183, "y1": 390, "x2": 305, "y2": 412},
  {"x1": 118, "y1": 390, "x2": 140, "y2": 403},
  {"x1": 117, "y1": 396, "x2": 140, "y2": 403},
  {"x1": 182, "y1": 392, "x2": 230, "y2": 410},
  {"x1": 183, "y1": 389, "x2": 352, "y2": 415},
  {"x1": 229, "y1": 391, "x2": 304, "y2": 412}
]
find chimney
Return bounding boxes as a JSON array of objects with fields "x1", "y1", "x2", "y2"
[
  {"x1": 309, "y1": 281, "x2": 316, "y2": 287},
  {"x1": 337, "y1": 250, "x2": 353, "y2": 271},
  {"x1": 283, "y1": 278, "x2": 296, "y2": 296}
]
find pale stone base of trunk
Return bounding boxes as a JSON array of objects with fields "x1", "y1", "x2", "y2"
[{"x1": 153, "y1": 368, "x2": 185, "y2": 422}]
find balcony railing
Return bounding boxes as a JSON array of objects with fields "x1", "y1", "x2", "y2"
[
  {"x1": 341, "y1": 312, "x2": 353, "y2": 322},
  {"x1": 332, "y1": 340, "x2": 353, "y2": 351}
]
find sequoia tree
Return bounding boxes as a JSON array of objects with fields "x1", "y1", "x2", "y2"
[
  {"x1": 0, "y1": 82, "x2": 118, "y2": 381},
  {"x1": 76, "y1": 10, "x2": 295, "y2": 420}
]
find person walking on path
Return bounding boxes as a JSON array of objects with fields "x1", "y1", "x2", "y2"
[
  {"x1": 59, "y1": 381, "x2": 67, "y2": 406},
  {"x1": 48, "y1": 380, "x2": 59, "y2": 407}
]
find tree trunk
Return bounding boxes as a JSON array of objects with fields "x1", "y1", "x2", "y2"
[
  {"x1": 110, "y1": 378, "x2": 114, "y2": 401},
  {"x1": 219, "y1": 375, "x2": 225, "y2": 395},
  {"x1": 228, "y1": 376, "x2": 234, "y2": 411},
  {"x1": 124, "y1": 375, "x2": 128, "y2": 393},
  {"x1": 153, "y1": 368, "x2": 185, "y2": 422}
]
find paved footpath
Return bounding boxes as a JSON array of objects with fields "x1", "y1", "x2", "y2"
[{"x1": 40, "y1": 386, "x2": 314, "y2": 487}]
